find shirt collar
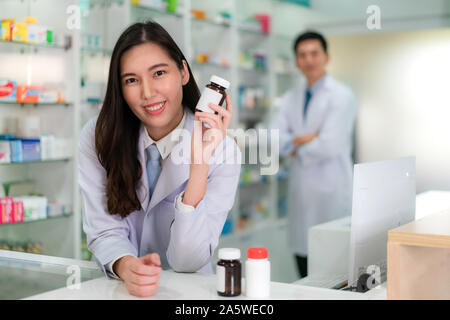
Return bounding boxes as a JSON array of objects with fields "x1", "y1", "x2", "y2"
[
  {"x1": 142, "y1": 110, "x2": 186, "y2": 160},
  {"x1": 307, "y1": 73, "x2": 327, "y2": 94}
]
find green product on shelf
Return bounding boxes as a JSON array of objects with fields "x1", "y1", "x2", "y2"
[
  {"x1": 165, "y1": 0, "x2": 177, "y2": 13},
  {"x1": 46, "y1": 29, "x2": 53, "y2": 44},
  {"x1": 23, "y1": 206, "x2": 33, "y2": 221}
]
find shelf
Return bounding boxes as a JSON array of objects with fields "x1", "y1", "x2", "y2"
[
  {"x1": 81, "y1": 47, "x2": 113, "y2": 56},
  {"x1": 238, "y1": 26, "x2": 269, "y2": 36},
  {"x1": 239, "y1": 67, "x2": 268, "y2": 73},
  {"x1": 0, "y1": 101, "x2": 72, "y2": 107},
  {"x1": 131, "y1": 4, "x2": 183, "y2": 18},
  {"x1": 0, "y1": 158, "x2": 72, "y2": 166},
  {"x1": 83, "y1": 99, "x2": 103, "y2": 105},
  {"x1": 0, "y1": 39, "x2": 70, "y2": 51},
  {"x1": 87, "y1": 0, "x2": 125, "y2": 7},
  {"x1": 192, "y1": 17, "x2": 231, "y2": 28},
  {"x1": 0, "y1": 213, "x2": 73, "y2": 227},
  {"x1": 191, "y1": 61, "x2": 230, "y2": 69}
]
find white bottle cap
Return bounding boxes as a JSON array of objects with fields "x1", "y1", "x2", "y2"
[
  {"x1": 218, "y1": 248, "x2": 240, "y2": 260},
  {"x1": 210, "y1": 75, "x2": 230, "y2": 89}
]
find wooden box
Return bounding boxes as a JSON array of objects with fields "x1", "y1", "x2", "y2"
[{"x1": 387, "y1": 210, "x2": 450, "y2": 299}]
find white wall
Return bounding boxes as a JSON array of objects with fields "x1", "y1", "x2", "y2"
[{"x1": 326, "y1": 28, "x2": 450, "y2": 193}]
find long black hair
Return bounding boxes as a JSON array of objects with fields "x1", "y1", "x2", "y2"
[{"x1": 95, "y1": 21, "x2": 200, "y2": 217}]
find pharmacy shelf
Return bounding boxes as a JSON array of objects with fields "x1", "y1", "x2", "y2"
[
  {"x1": 237, "y1": 26, "x2": 269, "y2": 36},
  {"x1": 130, "y1": 4, "x2": 183, "y2": 18},
  {"x1": 191, "y1": 61, "x2": 231, "y2": 69},
  {"x1": 0, "y1": 0, "x2": 297, "y2": 261},
  {"x1": 81, "y1": 47, "x2": 113, "y2": 56},
  {"x1": 192, "y1": 18, "x2": 231, "y2": 28},
  {"x1": 0, "y1": 102, "x2": 72, "y2": 107},
  {"x1": 238, "y1": 67, "x2": 268, "y2": 73},
  {"x1": 0, "y1": 158, "x2": 72, "y2": 166},
  {"x1": 0, "y1": 0, "x2": 81, "y2": 260},
  {"x1": 0, "y1": 39, "x2": 70, "y2": 51},
  {"x1": 0, "y1": 213, "x2": 73, "y2": 228}
]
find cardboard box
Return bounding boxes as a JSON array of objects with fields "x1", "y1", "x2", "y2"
[
  {"x1": 21, "y1": 138, "x2": 41, "y2": 162},
  {"x1": 15, "y1": 196, "x2": 47, "y2": 221},
  {"x1": 0, "y1": 80, "x2": 17, "y2": 102},
  {"x1": 1, "y1": 19, "x2": 14, "y2": 41},
  {"x1": 0, "y1": 141, "x2": 11, "y2": 163},
  {"x1": 13, "y1": 200, "x2": 24, "y2": 223},
  {"x1": 0, "y1": 196, "x2": 14, "y2": 224},
  {"x1": 9, "y1": 139, "x2": 22, "y2": 162},
  {"x1": 17, "y1": 85, "x2": 41, "y2": 103},
  {"x1": 12, "y1": 22, "x2": 27, "y2": 42}
]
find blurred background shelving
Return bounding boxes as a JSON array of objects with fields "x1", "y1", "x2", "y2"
[
  {"x1": 0, "y1": 0, "x2": 304, "y2": 283},
  {"x1": 5, "y1": 0, "x2": 449, "y2": 284},
  {"x1": 0, "y1": 0, "x2": 81, "y2": 261},
  {"x1": 0, "y1": 0, "x2": 315, "y2": 283}
]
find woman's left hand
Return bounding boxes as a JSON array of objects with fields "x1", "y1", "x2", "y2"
[{"x1": 192, "y1": 94, "x2": 233, "y2": 165}]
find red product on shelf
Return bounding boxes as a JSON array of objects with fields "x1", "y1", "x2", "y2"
[
  {"x1": 13, "y1": 200, "x2": 24, "y2": 223},
  {"x1": 0, "y1": 80, "x2": 17, "y2": 102},
  {"x1": 0, "y1": 196, "x2": 14, "y2": 224},
  {"x1": 254, "y1": 14, "x2": 270, "y2": 34}
]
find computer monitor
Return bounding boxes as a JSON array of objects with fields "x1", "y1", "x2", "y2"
[{"x1": 348, "y1": 157, "x2": 416, "y2": 289}]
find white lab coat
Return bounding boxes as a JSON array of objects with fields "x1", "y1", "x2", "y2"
[
  {"x1": 78, "y1": 110, "x2": 241, "y2": 278},
  {"x1": 272, "y1": 74, "x2": 356, "y2": 256}
]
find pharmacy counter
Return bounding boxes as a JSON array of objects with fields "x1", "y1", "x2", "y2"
[{"x1": 0, "y1": 250, "x2": 385, "y2": 300}]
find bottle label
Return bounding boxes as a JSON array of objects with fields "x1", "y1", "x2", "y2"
[
  {"x1": 216, "y1": 265, "x2": 225, "y2": 293},
  {"x1": 196, "y1": 87, "x2": 222, "y2": 113}
]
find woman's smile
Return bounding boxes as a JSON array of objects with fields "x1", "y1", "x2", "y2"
[{"x1": 144, "y1": 100, "x2": 166, "y2": 116}]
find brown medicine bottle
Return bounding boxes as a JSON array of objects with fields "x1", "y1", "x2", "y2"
[
  {"x1": 195, "y1": 75, "x2": 230, "y2": 115},
  {"x1": 216, "y1": 248, "x2": 241, "y2": 297}
]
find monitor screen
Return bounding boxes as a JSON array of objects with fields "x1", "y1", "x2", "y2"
[{"x1": 348, "y1": 157, "x2": 416, "y2": 289}]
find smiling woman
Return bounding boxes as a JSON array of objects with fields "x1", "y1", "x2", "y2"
[
  {"x1": 78, "y1": 21, "x2": 241, "y2": 298},
  {"x1": 120, "y1": 43, "x2": 189, "y2": 140}
]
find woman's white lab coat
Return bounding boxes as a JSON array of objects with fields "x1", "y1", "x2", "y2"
[
  {"x1": 273, "y1": 74, "x2": 356, "y2": 256},
  {"x1": 78, "y1": 110, "x2": 241, "y2": 277}
]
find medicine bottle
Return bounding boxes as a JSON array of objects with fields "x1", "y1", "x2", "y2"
[
  {"x1": 196, "y1": 75, "x2": 230, "y2": 115},
  {"x1": 216, "y1": 248, "x2": 241, "y2": 297},
  {"x1": 245, "y1": 248, "x2": 270, "y2": 298}
]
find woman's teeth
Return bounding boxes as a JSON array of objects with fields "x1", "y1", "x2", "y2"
[{"x1": 146, "y1": 102, "x2": 165, "y2": 111}]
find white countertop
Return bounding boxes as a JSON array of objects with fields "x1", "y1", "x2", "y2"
[{"x1": 25, "y1": 269, "x2": 386, "y2": 300}]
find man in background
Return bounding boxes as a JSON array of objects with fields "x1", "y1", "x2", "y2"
[{"x1": 272, "y1": 31, "x2": 357, "y2": 278}]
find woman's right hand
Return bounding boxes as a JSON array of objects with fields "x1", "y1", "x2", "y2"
[{"x1": 113, "y1": 253, "x2": 162, "y2": 297}]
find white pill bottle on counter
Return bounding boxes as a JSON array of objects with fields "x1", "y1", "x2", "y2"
[{"x1": 245, "y1": 247, "x2": 270, "y2": 298}]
